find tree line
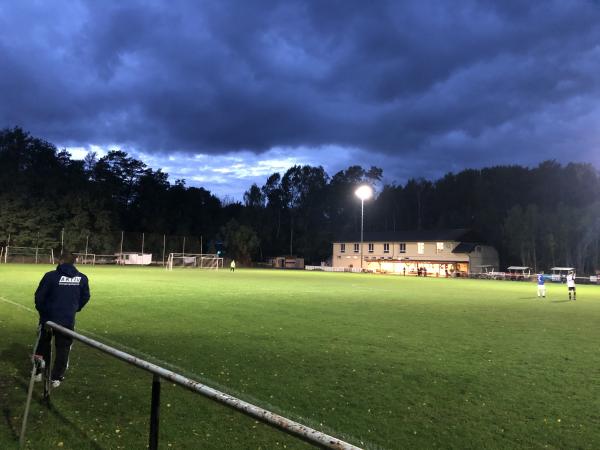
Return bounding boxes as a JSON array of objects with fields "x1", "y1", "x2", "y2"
[{"x1": 1, "y1": 127, "x2": 599, "y2": 273}]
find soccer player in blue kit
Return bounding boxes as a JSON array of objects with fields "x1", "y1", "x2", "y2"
[{"x1": 536, "y1": 273, "x2": 546, "y2": 298}]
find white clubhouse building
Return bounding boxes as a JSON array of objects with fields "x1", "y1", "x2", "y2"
[{"x1": 332, "y1": 229, "x2": 499, "y2": 276}]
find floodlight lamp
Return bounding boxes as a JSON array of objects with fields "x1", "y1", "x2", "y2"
[{"x1": 355, "y1": 185, "x2": 373, "y2": 201}]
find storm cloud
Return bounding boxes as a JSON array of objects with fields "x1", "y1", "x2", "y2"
[{"x1": 1, "y1": 0, "x2": 599, "y2": 195}]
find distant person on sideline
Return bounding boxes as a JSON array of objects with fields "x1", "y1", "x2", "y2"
[
  {"x1": 536, "y1": 273, "x2": 546, "y2": 298},
  {"x1": 230, "y1": 260, "x2": 236, "y2": 272},
  {"x1": 34, "y1": 251, "x2": 90, "y2": 388},
  {"x1": 567, "y1": 271, "x2": 576, "y2": 301}
]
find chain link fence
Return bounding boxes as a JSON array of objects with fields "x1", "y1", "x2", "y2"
[{"x1": 0, "y1": 229, "x2": 213, "y2": 265}]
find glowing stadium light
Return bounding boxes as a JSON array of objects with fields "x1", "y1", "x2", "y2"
[{"x1": 354, "y1": 185, "x2": 373, "y2": 201}]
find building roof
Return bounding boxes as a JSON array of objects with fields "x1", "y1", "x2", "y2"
[
  {"x1": 335, "y1": 228, "x2": 485, "y2": 243},
  {"x1": 452, "y1": 242, "x2": 477, "y2": 254}
]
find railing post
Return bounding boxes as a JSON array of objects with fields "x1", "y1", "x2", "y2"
[
  {"x1": 149, "y1": 374, "x2": 161, "y2": 450},
  {"x1": 43, "y1": 328, "x2": 52, "y2": 404},
  {"x1": 44, "y1": 321, "x2": 362, "y2": 450}
]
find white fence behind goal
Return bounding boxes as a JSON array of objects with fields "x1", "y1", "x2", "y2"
[{"x1": 166, "y1": 253, "x2": 223, "y2": 270}]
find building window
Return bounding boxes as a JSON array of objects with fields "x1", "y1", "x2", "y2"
[
  {"x1": 368, "y1": 243, "x2": 374, "y2": 253},
  {"x1": 354, "y1": 243, "x2": 359, "y2": 253},
  {"x1": 383, "y1": 243, "x2": 390, "y2": 253},
  {"x1": 418, "y1": 242, "x2": 425, "y2": 254},
  {"x1": 399, "y1": 243, "x2": 406, "y2": 253},
  {"x1": 436, "y1": 242, "x2": 444, "y2": 253},
  {"x1": 340, "y1": 243, "x2": 345, "y2": 253}
]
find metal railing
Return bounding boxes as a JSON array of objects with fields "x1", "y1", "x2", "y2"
[
  {"x1": 305, "y1": 266, "x2": 363, "y2": 273},
  {"x1": 36, "y1": 321, "x2": 362, "y2": 450}
]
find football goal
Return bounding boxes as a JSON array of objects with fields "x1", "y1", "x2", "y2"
[
  {"x1": 74, "y1": 253, "x2": 96, "y2": 265},
  {"x1": 94, "y1": 254, "x2": 120, "y2": 265},
  {"x1": 166, "y1": 253, "x2": 223, "y2": 270},
  {"x1": 3, "y1": 246, "x2": 55, "y2": 264}
]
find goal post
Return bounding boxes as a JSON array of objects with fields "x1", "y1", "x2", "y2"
[
  {"x1": 74, "y1": 253, "x2": 96, "y2": 265},
  {"x1": 198, "y1": 254, "x2": 224, "y2": 270},
  {"x1": 3, "y1": 246, "x2": 55, "y2": 264},
  {"x1": 94, "y1": 254, "x2": 120, "y2": 265},
  {"x1": 166, "y1": 253, "x2": 223, "y2": 270}
]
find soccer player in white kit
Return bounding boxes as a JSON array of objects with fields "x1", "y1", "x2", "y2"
[{"x1": 566, "y1": 271, "x2": 576, "y2": 301}]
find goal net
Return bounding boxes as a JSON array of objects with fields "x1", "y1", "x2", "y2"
[
  {"x1": 74, "y1": 253, "x2": 96, "y2": 265},
  {"x1": 3, "y1": 246, "x2": 55, "y2": 264},
  {"x1": 94, "y1": 254, "x2": 120, "y2": 265},
  {"x1": 166, "y1": 253, "x2": 223, "y2": 270}
]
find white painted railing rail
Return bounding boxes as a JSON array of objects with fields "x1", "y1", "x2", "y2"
[{"x1": 42, "y1": 321, "x2": 362, "y2": 450}]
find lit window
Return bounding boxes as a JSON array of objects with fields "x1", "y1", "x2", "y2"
[
  {"x1": 436, "y1": 242, "x2": 444, "y2": 253},
  {"x1": 340, "y1": 244, "x2": 345, "y2": 253},
  {"x1": 399, "y1": 243, "x2": 406, "y2": 253},
  {"x1": 354, "y1": 243, "x2": 359, "y2": 253},
  {"x1": 383, "y1": 243, "x2": 390, "y2": 253},
  {"x1": 418, "y1": 242, "x2": 425, "y2": 254},
  {"x1": 368, "y1": 243, "x2": 374, "y2": 253}
]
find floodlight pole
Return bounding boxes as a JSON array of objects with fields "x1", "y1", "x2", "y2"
[
  {"x1": 5, "y1": 233, "x2": 9, "y2": 263},
  {"x1": 35, "y1": 232, "x2": 39, "y2": 264},
  {"x1": 355, "y1": 185, "x2": 372, "y2": 272},
  {"x1": 119, "y1": 231, "x2": 124, "y2": 265},
  {"x1": 360, "y1": 198, "x2": 365, "y2": 271}
]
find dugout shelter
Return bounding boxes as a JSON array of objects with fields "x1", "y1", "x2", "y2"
[
  {"x1": 506, "y1": 266, "x2": 532, "y2": 281},
  {"x1": 550, "y1": 267, "x2": 575, "y2": 282},
  {"x1": 269, "y1": 256, "x2": 305, "y2": 269}
]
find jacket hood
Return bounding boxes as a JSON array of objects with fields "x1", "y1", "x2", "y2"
[{"x1": 57, "y1": 263, "x2": 78, "y2": 277}]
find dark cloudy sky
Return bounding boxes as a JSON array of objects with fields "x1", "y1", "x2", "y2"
[{"x1": 2, "y1": 0, "x2": 600, "y2": 199}]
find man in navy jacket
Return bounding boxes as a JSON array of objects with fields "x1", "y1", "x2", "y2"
[{"x1": 34, "y1": 251, "x2": 90, "y2": 387}]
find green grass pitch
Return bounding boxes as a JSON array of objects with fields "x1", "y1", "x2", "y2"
[{"x1": 1, "y1": 264, "x2": 600, "y2": 449}]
